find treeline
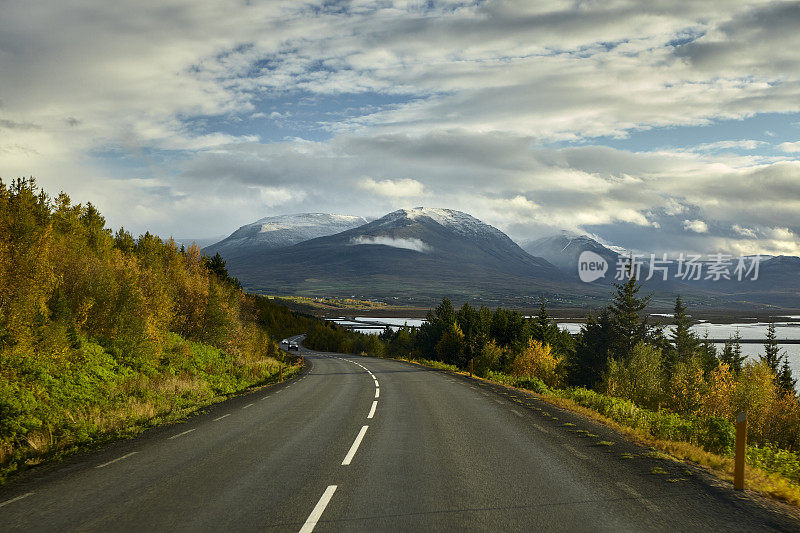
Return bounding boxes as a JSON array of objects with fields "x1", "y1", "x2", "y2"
[
  {"x1": 304, "y1": 322, "x2": 387, "y2": 356},
  {"x1": 0, "y1": 179, "x2": 304, "y2": 478},
  {"x1": 376, "y1": 277, "x2": 800, "y2": 451}
]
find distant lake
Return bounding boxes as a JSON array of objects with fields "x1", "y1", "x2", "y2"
[{"x1": 332, "y1": 317, "x2": 800, "y2": 381}]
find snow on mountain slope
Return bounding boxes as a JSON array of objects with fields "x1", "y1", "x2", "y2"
[
  {"x1": 204, "y1": 213, "x2": 368, "y2": 257},
  {"x1": 223, "y1": 206, "x2": 569, "y2": 301},
  {"x1": 373, "y1": 207, "x2": 510, "y2": 241}
]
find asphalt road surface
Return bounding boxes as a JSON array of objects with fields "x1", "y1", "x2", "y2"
[{"x1": 2, "y1": 335, "x2": 799, "y2": 531}]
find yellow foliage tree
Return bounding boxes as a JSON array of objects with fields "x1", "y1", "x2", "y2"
[
  {"x1": 701, "y1": 362, "x2": 736, "y2": 420},
  {"x1": 733, "y1": 361, "x2": 779, "y2": 445},
  {"x1": 512, "y1": 338, "x2": 561, "y2": 387},
  {"x1": 666, "y1": 355, "x2": 707, "y2": 415}
]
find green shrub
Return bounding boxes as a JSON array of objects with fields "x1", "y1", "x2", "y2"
[
  {"x1": 555, "y1": 387, "x2": 734, "y2": 455},
  {"x1": 747, "y1": 445, "x2": 800, "y2": 484},
  {"x1": 697, "y1": 416, "x2": 735, "y2": 455}
]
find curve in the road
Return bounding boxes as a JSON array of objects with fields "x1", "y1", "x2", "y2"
[{"x1": 2, "y1": 338, "x2": 800, "y2": 532}]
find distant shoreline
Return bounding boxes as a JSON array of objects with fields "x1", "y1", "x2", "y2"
[{"x1": 291, "y1": 302, "x2": 800, "y2": 325}]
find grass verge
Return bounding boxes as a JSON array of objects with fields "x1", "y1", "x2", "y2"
[{"x1": 0, "y1": 336, "x2": 302, "y2": 484}]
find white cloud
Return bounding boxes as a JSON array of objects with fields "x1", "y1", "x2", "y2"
[
  {"x1": 360, "y1": 178, "x2": 425, "y2": 198},
  {"x1": 732, "y1": 224, "x2": 757, "y2": 238},
  {"x1": 778, "y1": 141, "x2": 800, "y2": 153},
  {"x1": 253, "y1": 185, "x2": 305, "y2": 207},
  {"x1": 663, "y1": 198, "x2": 687, "y2": 216},
  {"x1": 2, "y1": 0, "x2": 800, "y2": 257},
  {"x1": 350, "y1": 235, "x2": 431, "y2": 253},
  {"x1": 695, "y1": 140, "x2": 767, "y2": 151},
  {"x1": 683, "y1": 219, "x2": 709, "y2": 233}
]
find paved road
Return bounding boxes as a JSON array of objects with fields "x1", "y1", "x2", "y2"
[{"x1": 1, "y1": 336, "x2": 799, "y2": 531}]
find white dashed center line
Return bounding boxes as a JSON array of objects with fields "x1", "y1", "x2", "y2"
[
  {"x1": 96, "y1": 452, "x2": 137, "y2": 469},
  {"x1": 532, "y1": 423, "x2": 551, "y2": 434},
  {"x1": 342, "y1": 425, "x2": 369, "y2": 465},
  {"x1": 242, "y1": 403, "x2": 254, "y2": 409},
  {"x1": 375, "y1": 389, "x2": 380, "y2": 398},
  {"x1": 0, "y1": 492, "x2": 34, "y2": 508},
  {"x1": 564, "y1": 444, "x2": 590, "y2": 461},
  {"x1": 299, "y1": 485, "x2": 337, "y2": 533},
  {"x1": 168, "y1": 428, "x2": 195, "y2": 440},
  {"x1": 213, "y1": 414, "x2": 231, "y2": 421},
  {"x1": 367, "y1": 401, "x2": 378, "y2": 419},
  {"x1": 616, "y1": 481, "x2": 662, "y2": 513}
]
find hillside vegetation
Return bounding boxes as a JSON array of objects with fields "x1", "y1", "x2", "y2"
[{"x1": 0, "y1": 179, "x2": 306, "y2": 480}]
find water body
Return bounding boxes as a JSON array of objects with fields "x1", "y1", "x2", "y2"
[{"x1": 334, "y1": 317, "x2": 800, "y2": 380}]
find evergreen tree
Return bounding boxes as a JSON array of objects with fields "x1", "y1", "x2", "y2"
[
  {"x1": 205, "y1": 252, "x2": 229, "y2": 280},
  {"x1": 608, "y1": 274, "x2": 650, "y2": 361},
  {"x1": 647, "y1": 325, "x2": 672, "y2": 360},
  {"x1": 414, "y1": 308, "x2": 443, "y2": 359},
  {"x1": 732, "y1": 328, "x2": 744, "y2": 373},
  {"x1": 532, "y1": 299, "x2": 551, "y2": 334},
  {"x1": 435, "y1": 297, "x2": 456, "y2": 326},
  {"x1": 490, "y1": 307, "x2": 526, "y2": 349},
  {"x1": 761, "y1": 321, "x2": 782, "y2": 373},
  {"x1": 720, "y1": 329, "x2": 746, "y2": 374},
  {"x1": 777, "y1": 358, "x2": 797, "y2": 395},
  {"x1": 113, "y1": 227, "x2": 136, "y2": 254},
  {"x1": 203, "y1": 252, "x2": 242, "y2": 289},
  {"x1": 570, "y1": 310, "x2": 613, "y2": 388},
  {"x1": 720, "y1": 341, "x2": 734, "y2": 367},
  {"x1": 698, "y1": 330, "x2": 719, "y2": 374},
  {"x1": 530, "y1": 298, "x2": 553, "y2": 345},
  {"x1": 668, "y1": 296, "x2": 699, "y2": 369}
]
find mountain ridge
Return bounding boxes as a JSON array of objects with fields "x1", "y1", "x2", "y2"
[
  {"x1": 221, "y1": 207, "x2": 584, "y2": 305},
  {"x1": 204, "y1": 212, "x2": 369, "y2": 259},
  {"x1": 203, "y1": 208, "x2": 800, "y2": 309}
]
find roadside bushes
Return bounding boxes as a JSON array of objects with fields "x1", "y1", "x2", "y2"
[
  {"x1": 748, "y1": 445, "x2": 800, "y2": 484},
  {"x1": 555, "y1": 387, "x2": 735, "y2": 455},
  {"x1": 511, "y1": 338, "x2": 562, "y2": 388},
  {"x1": 606, "y1": 342, "x2": 663, "y2": 410},
  {"x1": 473, "y1": 341, "x2": 502, "y2": 378}
]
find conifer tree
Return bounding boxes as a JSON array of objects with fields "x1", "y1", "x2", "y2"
[
  {"x1": 720, "y1": 329, "x2": 746, "y2": 375},
  {"x1": 609, "y1": 274, "x2": 650, "y2": 361},
  {"x1": 531, "y1": 298, "x2": 558, "y2": 347},
  {"x1": 571, "y1": 310, "x2": 613, "y2": 387},
  {"x1": 698, "y1": 330, "x2": 719, "y2": 374},
  {"x1": 669, "y1": 296, "x2": 699, "y2": 369},
  {"x1": 777, "y1": 358, "x2": 797, "y2": 395},
  {"x1": 761, "y1": 321, "x2": 782, "y2": 373}
]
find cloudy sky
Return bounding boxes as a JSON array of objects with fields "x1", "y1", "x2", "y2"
[{"x1": 2, "y1": 0, "x2": 800, "y2": 255}]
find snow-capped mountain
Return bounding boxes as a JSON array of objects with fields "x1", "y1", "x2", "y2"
[
  {"x1": 521, "y1": 233, "x2": 620, "y2": 273},
  {"x1": 204, "y1": 213, "x2": 369, "y2": 259},
  {"x1": 202, "y1": 208, "x2": 800, "y2": 308},
  {"x1": 522, "y1": 233, "x2": 698, "y2": 291},
  {"x1": 224, "y1": 207, "x2": 573, "y2": 303},
  {"x1": 374, "y1": 207, "x2": 509, "y2": 240}
]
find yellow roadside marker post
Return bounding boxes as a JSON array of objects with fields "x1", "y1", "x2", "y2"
[{"x1": 734, "y1": 411, "x2": 747, "y2": 490}]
